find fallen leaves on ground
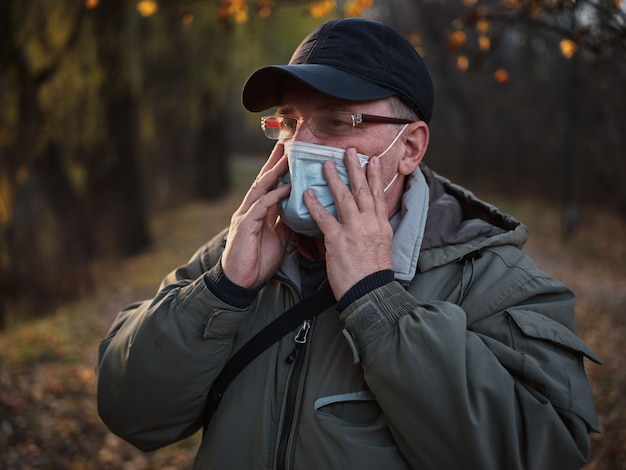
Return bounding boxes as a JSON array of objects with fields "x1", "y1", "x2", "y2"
[{"x1": 1, "y1": 192, "x2": 624, "y2": 469}]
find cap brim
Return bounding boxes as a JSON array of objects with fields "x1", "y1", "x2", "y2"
[{"x1": 242, "y1": 64, "x2": 396, "y2": 112}]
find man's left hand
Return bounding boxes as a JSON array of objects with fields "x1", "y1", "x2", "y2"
[{"x1": 304, "y1": 149, "x2": 394, "y2": 299}]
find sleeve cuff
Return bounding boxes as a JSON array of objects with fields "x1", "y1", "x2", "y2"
[
  {"x1": 336, "y1": 269, "x2": 395, "y2": 312},
  {"x1": 203, "y1": 260, "x2": 262, "y2": 309}
]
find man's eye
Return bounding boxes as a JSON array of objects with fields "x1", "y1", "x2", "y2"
[
  {"x1": 280, "y1": 118, "x2": 297, "y2": 131},
  {"x1": 320, "y1": 115, "x2": 353, "y2": 133},
  {"x1": 328, "y1": 119, "x2": 350, "y2": 128}
]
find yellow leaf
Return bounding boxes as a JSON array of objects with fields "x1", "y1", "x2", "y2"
[
  {"x1": 344, "y1": 0, "x2": 372, "y2": 17},
  {"x1": 494, "y1": 68, "x2": 509, "y2": 83},
  {"x1": 218, "y1": 0, "x2": 249, "y2": 23},
  {"x1": 137, "y1": 0, "x2": 158, "y2": 17},
  {"x1": 311, "y1": 0, "x2": 336, "y2": 18},
  {"x1": 476, "y1": 18, "x2": 490, "y2": 33},
  {"x1": 234, "y1": 8, "x2": 248, "y2": 23},
  {"x1": 449, "y1": 30, "x2": 467, "y2": 47},
  {"x1": 478, "y1": 34, "x2": 491, "y2": 51},
  {"x1": 560, "y1": 39, "x2": 577, "y2": 59},
  {"x1": 457, "y1": 55, "x2": 469, "y2": 71}
]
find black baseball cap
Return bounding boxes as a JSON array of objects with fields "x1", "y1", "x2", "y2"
[{"x1": 242, "y1": 18, "x2": 434, "y2": 123}]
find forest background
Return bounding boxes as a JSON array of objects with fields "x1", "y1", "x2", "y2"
[{"x1": 0, "y1": 0, "x2": 625, "y2": 467}]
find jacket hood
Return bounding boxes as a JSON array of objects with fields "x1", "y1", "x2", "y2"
[{"x1": 417, "y1": 165, "x2": 528, "y2": 272}]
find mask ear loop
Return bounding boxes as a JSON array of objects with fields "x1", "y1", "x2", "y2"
[
  {"x1": 364, "y1": 123, "x2": 409, "y2": 192},
  {"x1": 376, "y1": 123, "x2": 409, "y2": 159},
  {"x1": 383, "y1": 172, "x2": 399, "y2": 193}
]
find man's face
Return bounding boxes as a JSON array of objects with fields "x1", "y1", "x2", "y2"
[{"x1": 276, "y1": 79, "x2": 409, "y2": 197}]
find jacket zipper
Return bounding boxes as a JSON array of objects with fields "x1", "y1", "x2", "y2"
[
  {"x1": 294, "y1": 320, "x2": 311, "y2": 345},
  {"x1": 275, "y1": 319, "x2": 311, "y2": 470}
]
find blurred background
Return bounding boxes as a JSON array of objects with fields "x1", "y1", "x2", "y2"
[{"x1": 0, "y1": 0, "x2": 624, "y2": 468}]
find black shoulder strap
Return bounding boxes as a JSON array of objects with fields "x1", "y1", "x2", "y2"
[{"x1": 203, "y1": 284, "x2": 335, "y2": 429}]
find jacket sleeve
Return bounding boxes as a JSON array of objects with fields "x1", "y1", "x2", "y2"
[
  {"x1": 96, "y1": 229, "x2": 250, "y2": 451},
  {"x1": 338, "y1": 247, "x2": 599, "y2": 470}
]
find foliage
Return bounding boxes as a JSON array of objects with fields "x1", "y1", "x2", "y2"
[
  {"x1": 0, "y1": 0, "x2": 335, "y2": 326},
  {"x1": 455, "y1": 0, "x2": 626, "y2": 61},
  {"x1": 386, "y1": 0, "x2": 626, "y2": 223},
  {"x1": 1, "y1": 0, "x2": 625, "y2": 331}
]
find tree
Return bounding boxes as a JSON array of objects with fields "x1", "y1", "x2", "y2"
[
  {"x1": 0, "y1": 0, "x2": 93, "y2": 323},
  {"x1": 381, "y1": 0, "x2": 626, "y2": 221},
  {"x1": 89, "y1": 0, "x2": 150, "y2": 255},
  {"x1": 0, "y1": 0, "x2": 341, "y2": 326}
]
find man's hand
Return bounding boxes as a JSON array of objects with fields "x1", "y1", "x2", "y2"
[
  {"x1": 304, "y1": 150, "x2": 394, "y2": 299},
  {"x1": 221, "y1": 143, "x2": 292, "y2": 289}
]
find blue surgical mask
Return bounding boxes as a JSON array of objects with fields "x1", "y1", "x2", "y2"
[
  {"x1": 278, "y1": 142, "x2": 369, "y2": 237},
  {"x1": 278, "y1": 124, "x2": 408, "y2": 237}
]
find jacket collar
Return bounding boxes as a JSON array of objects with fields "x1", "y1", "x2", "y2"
[{"x1": 391, "y1": 164, "x2": 528, "y2": 276}]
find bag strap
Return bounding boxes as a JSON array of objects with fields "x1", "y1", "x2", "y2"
[{"x1": 203, "y1": 284, "x2": 335, "y2": 429}]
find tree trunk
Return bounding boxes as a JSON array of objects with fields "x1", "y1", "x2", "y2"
[
  {"x1": 91, "y1": 0, "x2": 150, "y2": 256},
  {"x1": 194, "y1": 92, "x2": 232, "y2": 199}
]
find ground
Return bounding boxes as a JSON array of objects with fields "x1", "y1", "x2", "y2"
[{"x1": 1, "y1": 182, "x2": 624, "y2": 469}]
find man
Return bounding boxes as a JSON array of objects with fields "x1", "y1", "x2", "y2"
[{"x1": 97, "y1": 18, "x2": 599, "y2": 469}]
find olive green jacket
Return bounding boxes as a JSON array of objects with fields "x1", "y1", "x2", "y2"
[{"x1": 97, "y1": 165, "x2": 599, "y2": 469}]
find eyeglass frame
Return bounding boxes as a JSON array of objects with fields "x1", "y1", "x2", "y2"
[{"x1": 260, "y1": 112, "x2": 415, "y2": 140}]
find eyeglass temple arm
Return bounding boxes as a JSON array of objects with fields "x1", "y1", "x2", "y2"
[{"x1": 356, "y1": 114, "x2": 414, "y2": 125}]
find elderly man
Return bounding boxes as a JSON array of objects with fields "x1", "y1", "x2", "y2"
[{"x1": 97, "y1": 18, "x2": 599, "y2": 469}]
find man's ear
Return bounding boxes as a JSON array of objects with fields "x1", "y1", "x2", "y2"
[{"x1": 399, "y1": 121, "x2": 429, "y2": 175}]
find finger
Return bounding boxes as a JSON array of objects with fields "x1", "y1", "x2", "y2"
[
  {"x1": 344, "y1": 148, "x2": 375, "y2": 212},
  {"x1": 240, "y1": 151, "x2": 289, "y2": 213},
  {"x1": 259, "y1": 142, "x2": 285, "y2": 175},
  {"x1": 322, "y1": 158, "x2": 357, "y2": 222},
  {"x1": 303, "y1": 187, "x2": 339, "y2": 235},
  {"x1": 249, "y1": 182, "x2": 291, "y2": 223},
  {"x1": 323, "y1": 150, "x2": 371, "y2": 221},
  {"x1": 231, "y1": 180, "x2": 291, "y2": 238},
  {"x1": 366, "y1": 156, "x2": 388, "y2": 216},
  {"x1": 265, "y1": 182, "x2": 291, "y2": 225}
]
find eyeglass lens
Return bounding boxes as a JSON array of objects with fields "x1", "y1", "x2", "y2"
[{"x1": 261, "y1": 113, "x2": 357, "y2": 140}]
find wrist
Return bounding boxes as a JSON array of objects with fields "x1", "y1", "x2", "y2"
[
  {"x1": 336, "y1": 269, "x2": 395, "y2": 312},
  {"x1": 204, "y1": 259, "x2": 263, "y2": 308}
]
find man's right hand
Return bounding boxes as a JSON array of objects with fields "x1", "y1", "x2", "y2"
[{"x1": 220, "y1": 143, "x2": 292, "y2": 289}]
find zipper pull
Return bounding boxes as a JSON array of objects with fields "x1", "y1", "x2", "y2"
[
  {"x1": 294, "y1": 320, "x2": 311, "y2": 344},
  {"x1": 287, "y1": 320, "x2": 311, "y2": 362}
]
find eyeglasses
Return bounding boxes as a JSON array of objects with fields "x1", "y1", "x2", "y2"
[{"x1": 260, "y1": 112, "x2": 414, "y2": 140}]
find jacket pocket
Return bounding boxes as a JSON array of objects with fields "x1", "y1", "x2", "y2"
[
  {"x1": 506, "y1": 309, "x2": 600, "y2": 431},
  {"x1": 314, "y1": 391, "x2": 379, "y2": 424},
  {"x1": 507, "y1": 309, "x2": 600, "y2": 363},
  {"x1": 313, "y1": 392, "x2": 410, "y2": 468}
]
